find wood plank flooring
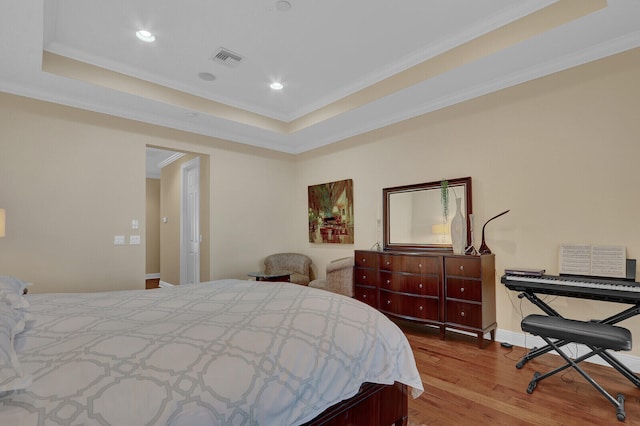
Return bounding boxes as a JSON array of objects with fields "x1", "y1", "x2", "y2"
[{"x1": 399, "y1": 320, "x2": 640, "y2": 425}]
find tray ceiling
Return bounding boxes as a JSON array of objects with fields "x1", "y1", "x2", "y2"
[{"x1": 1, "y1": 0, "x2": 639, "y2": 153}]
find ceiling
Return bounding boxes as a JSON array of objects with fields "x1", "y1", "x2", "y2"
[
  {"x1": 146, "y1": 147, "x2": 184, "y2": 179},
  {"x1": 1, "y1": 1, "x2": 639, "y2": 154}
]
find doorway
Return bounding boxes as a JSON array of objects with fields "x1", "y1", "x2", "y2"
[{"x1": 146, "y1": 147, "x2": 210, "y2": 286}]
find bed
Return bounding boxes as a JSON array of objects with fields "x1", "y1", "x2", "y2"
[{"x1": 1, "y1": 277, "x2": 423, "y2": 425}]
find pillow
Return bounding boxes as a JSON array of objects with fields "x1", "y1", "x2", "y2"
[
  {"x1": 0, "y1": 303, "x2": 32, "y2": 392},
  {"x1": 0, "y1": 276, "x2": 31, "y2": 310},
  {"x1": 0, "y1": 291, "x2": 30, "y2": 310},
  {"x1": 0, "y1": 276, "x2": 31, "y2": 294}
]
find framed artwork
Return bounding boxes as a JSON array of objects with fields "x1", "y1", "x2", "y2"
[{"x1": 308, "y1": 179, "x2": 354, "y2": 244}]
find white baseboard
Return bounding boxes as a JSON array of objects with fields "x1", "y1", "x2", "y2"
[
  {"x1": 495, "y1": 328, "x2": 640, "y2": 372},
  {"x1": 158, "y1": 280, "x2": 174, "y2": 288},
  {"x1": 145, "y1": 273, "x2": 160, "y2": 279}
]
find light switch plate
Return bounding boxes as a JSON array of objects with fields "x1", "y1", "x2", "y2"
[
  {"x1": 129, "y1": 235, "x2": 141, "y2": 245},
  {"x1": 114, "y1": 235, "x2": 125, "y2": 245},
  {"x1": 131, "y1": 219, "x2": 139, "y2": 230}
]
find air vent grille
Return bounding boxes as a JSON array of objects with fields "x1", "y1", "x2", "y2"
[{"x1": 211, "y1": 48, "x2": 244, "y2": 67}]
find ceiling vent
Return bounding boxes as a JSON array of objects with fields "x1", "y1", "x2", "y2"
[{"x1": 211, "y1": 47, "x2": 244, "y2": 67}]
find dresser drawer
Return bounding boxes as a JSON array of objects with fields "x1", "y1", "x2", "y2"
[
  {"x1": 446, "y1": 301, "x2": 481, "y2": 328},
  {"x1": 380, "y1": 254, "x2": 439, "y2": 274},
  {"x1": 446, "y1": 278, "x2": 481, "y2": 302},
  {"x1": 380, "y1": 290, "x2": 439, "y2": 321},
  {"x1": 379, "y1": 271, "x2": 439, "y2": 296},
  {"x1": 351, "y1": 250, "x2": 495, "y2": 348},
  {"x1": 355, "y1": 251, "x2": 378, "y2": 268},
  {"x1": 354, "y1": 285, "x2": 377, "y2": 308},
  {"x1": 445, "y1": 257, "x2": 481, "y2": 278},
  {"x1": 354, "y1": 267, "x2": 377, "y2": 286}
]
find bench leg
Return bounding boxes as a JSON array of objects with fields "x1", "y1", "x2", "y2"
[
  {"x1": 599, "y1": 350, "x2": 640, "y2": 388},
  {"x1": 528, "y1": 335, "x2": 626, "y2": 422}
]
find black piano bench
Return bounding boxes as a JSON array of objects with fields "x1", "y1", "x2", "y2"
[{"x1": 521, "y1": 314, "x2": 632, "y2": 422}]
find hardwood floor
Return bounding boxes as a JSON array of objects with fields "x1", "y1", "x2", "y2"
[{"x1": 400, "y1": 320, "x2": 640, "y2": 425}]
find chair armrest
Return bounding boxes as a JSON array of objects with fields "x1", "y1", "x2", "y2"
[{"x1": 326, "y1": 257, "x2": 354, "y2": 273}]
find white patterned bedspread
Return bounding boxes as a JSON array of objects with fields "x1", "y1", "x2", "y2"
[{"x1": 1, "y1": 279, "x2": 423, "y2": 425}]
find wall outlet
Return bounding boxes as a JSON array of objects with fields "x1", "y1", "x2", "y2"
[
  {"x1": 114, "y1": 235, "x2": 125, "y2": 245},
  {"x1": 129, "y1": 235, "x2": 141, "y2": 245}
]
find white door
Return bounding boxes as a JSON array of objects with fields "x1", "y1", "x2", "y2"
[{"x1": 181, "y1": 157, "x2": 200, "y2": 285}]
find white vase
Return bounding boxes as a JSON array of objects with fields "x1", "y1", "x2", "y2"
[{"x1": 450, "y1": 197, "x2": 466, "y2": 254}]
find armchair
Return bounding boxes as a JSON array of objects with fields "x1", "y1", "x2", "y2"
[
  {"x1": 264, "y1": 253, "x2": 312, "y2": 285},
  {"x1": 308, "y1": 257, "x2": 354, "y2": 297}
]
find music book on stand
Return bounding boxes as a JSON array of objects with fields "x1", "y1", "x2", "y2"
[{"x1": 559, "y1": 244, "x2": 626, "y2": 279}]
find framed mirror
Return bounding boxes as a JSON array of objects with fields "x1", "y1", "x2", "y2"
[{"x1": 383, "y1": 177, "x2": 472, "y2": 252}]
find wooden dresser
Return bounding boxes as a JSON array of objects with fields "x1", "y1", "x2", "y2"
[{"x1": 354, "y1": 250, "x2": 496, "y2": 348}]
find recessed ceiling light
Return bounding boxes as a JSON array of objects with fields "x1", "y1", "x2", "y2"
[
  {"x1": 276, "y1": 1, "x2": 292, "y2": 11},
  {"x1": 136, "y1": 30, "x2": 156, "y2": 43},
  {"x1": 198, "y1": 72, "x2": 216, "y2": 81},
  {"x1": 270, "y1": 82, "x2": 284, "y2": 90}
]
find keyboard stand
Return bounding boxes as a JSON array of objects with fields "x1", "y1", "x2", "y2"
[{"x1": 515, "y1": 289, "x2": 640, "y2": 388}]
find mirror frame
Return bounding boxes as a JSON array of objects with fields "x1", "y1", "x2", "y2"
[{"x1": 383, "y1": 176, "x2": 472, "y2": 252}]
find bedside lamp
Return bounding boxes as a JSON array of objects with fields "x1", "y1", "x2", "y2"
[{"x1": 0, "y1": 208, "x2": 5, "y2": 237}]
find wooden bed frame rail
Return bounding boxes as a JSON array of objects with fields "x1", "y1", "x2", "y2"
[{"x1": 304, "y1": 382, "x2": 408, "y2": 426}]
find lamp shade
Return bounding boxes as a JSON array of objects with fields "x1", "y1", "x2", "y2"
[
  {"x1": 431, "y1": 223, "x2": 450, "y2": 235},
  {"x1": 0, "y1": 208, "x2": 5, "y2": 237}
]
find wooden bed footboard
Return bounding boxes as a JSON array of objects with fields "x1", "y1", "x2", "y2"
[{"x1": 304, "y1": 382, "x2": 408, "y2": 426}]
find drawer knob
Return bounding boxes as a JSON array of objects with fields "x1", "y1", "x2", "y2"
[
  {"x1": 387, "y1": 279, "x2": 391, "y2": 284},
  {"x1": 363, "y1": 294, "x2": 367, "y2": 299},
  {"x1": 461, "y1": 311, "x2": 465, "y2": 317},
  {"x1": 419, "y1": 306, "x2": 423, "y2": 310},
  {"x1": 419, "y1": 263, "x2": 422, "y2": 268},
  {"x1": 460, "y1": 265, "x2": 464, "y2": 271},
  {"x1": 362, "y1": 258, "x2": 366, "y2": 263},
  {"x1": 387, "y1": 300, "x2": 391, "y2": 305},
  {"x1": 418, "y1": 283, "x2": 423, "y2": 289},
  {"x1": 461, "y1": 287, "x2": 465, "y2": 292},
  {"x1": 386, "y1": 261, "x2": 390, "y2": 265},
  {"x1": 362, "y1": 275, "x2": 366, "y2": 280}
]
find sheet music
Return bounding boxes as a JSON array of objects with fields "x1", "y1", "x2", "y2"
[
  {"x1": 591, "y1": 245, "x2": 626, "y2": 278},
  {"x1": 560, "y1": 244, "x2": 626, "y2": 278},
  {"x1": 559, "y1": 244, "x2": 591, "y2": 275}
]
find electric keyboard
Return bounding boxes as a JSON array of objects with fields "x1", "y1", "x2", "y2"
[{"x1": 501, "y1": 274, "x2": 640, "y2": 304}]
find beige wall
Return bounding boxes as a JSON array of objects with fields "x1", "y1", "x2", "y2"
[
  {"x1": 159, "y1": 155, "x2": 185, "y2": 285},
  {"x1": 145, "y1": 178, "x2": 160, "y2": 275},
  {"x1": 297, "y1": 48, "x2": 640, "y2": 350},
  {"x1": 0, "y1": 93, "x2": 296, "y2": 293},
  {"x1": 0, "y1": 97, "x2": 146, "y2": 292},
  {"x1": 0, "y1": 47, "x2": 639, "y2": 352}
]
